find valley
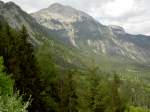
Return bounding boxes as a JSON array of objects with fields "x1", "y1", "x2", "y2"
[{"x1": 0, "y1": 1, "x2": 149, "y2": 112}]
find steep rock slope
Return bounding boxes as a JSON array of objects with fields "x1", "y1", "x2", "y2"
[
  {"x1": 0, "y1": 1, "x2": 150, "y2": 64},
  {"x1": 32, "y1": 3, "x2": 150, "y2": 63},
  {"x1": 0, "y1": 1, "x2": 53, "y2": 45}
]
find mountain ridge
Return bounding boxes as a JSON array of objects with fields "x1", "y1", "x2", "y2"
[
  {"x1": 32, "y1": 3, "x2": 150, "y2": 63},
  {"x1": 0, "y1": 1, "x2": 150, "y2": 64}
]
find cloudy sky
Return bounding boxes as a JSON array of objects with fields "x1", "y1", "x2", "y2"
[{"x1": 2, "y1": 0, "x2": 150, "y2": 35}]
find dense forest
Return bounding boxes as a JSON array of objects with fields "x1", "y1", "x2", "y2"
[{"x1": 0, "y1": 22, "x2": 150, "y2": 112}]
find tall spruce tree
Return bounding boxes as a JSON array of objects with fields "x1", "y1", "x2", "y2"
[
  {"x1": 36, "y1": 42, "x2": 59, "y2": 112},
  {"x1": 108, "y1": 74, "x2": 127, "y2": 112},
  {"x1": 16, "y1": 26, "x2": 46, "y2": 111},
  {"x1": 57, "y1": 70, "x2": 78, "y2": 112},
  {"x1": 0, "y1": 23, "x2": 47, "y2": 112}
]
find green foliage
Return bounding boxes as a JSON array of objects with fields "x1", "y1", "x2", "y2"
[
  {"x1": 0, "y1": 21, "x2": 149, "y2": 112},
  {"x1": 36, "y1": 43, "x2": 78, "y2": 112},
  {"x1": 36, "y1": 42, "x2": 56, "y2": 82},
  {"x1": 106, "y1": 74, "x2": 127, "y2": 112},
  {"x1": 57, "y1": 70, "x2": 78, "y2": 112},
  {"x1": 75, "y1": 68, "x2": 130, "y2": 112},
  {"x1": 36, "y1": 42, "x2": 58, "y2": 111},
  {"x1": 127, "y1": 106, "x2": 150, "y2": 112},
  {"x1": 0, "y1": 23, "x2": 47, "y2": 111},
  {"x1": 0, "y1": 57, "x2": 29, "y2": 112},
  {"x1": 0, "y1": 57, "x2": 13, "y2": 95}
]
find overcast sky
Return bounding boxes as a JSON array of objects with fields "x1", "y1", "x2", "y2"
[{"x1": 2, "y1": 0, "x2": 150, "y2": 35}]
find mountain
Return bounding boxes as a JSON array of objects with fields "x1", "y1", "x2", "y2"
[
  {"x1": 0, "y1": 1, "x2": 91, "y2": 69},
  {"x1": 0, "y1": 1, "x2": 150, "y2": 68},
  {"x1": 32, "y1": 3, "x2": 150, "y2": 63},
  {"x1": 32, "y1": 3, "x2": 107, "y2": 46},
  {"x1": 0, "y1": 1, "x2": 56, "y2": 45},
  {"x1": 108, "y1": 25, "x2": 126, "y2": 34}
]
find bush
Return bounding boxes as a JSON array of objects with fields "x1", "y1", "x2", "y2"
[{"x1": 0, "y1": 57, "x2": 29, "y2": 112}]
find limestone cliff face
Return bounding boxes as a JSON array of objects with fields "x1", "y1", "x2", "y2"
[{"x1": 32, "y1": 3, "x2": 150, "y2": 63}]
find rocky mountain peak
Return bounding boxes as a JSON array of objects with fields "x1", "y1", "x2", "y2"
[
  {"x1": 32, "y1": 3, "x2": 94, "y2": 23},
  {"x1": 48, "y1": 3, "x2": 78, "y2": 12},
  {"x1": 31, "y1": 3, "x2": 150, "y2": 63},
  {"x1": 48, "y1": 3, "x2": 63, "y2": 8},
  {"x1": 0, "y1": 1, "x2": 4, "y2": 5},
  {"x1": 108, "y1": 25, "x2": 125, "y2": 34},
  {"x1": 5, "y1": 1, "x2": 20, "y2": 9},
  {"x1": 48, "y1": 3, "x2": 79, "y2": 17},
  {"x1": 0, "y1": 1, "x2": 4, "y2": 8},
  {"x1": 0, "y1": 1, "x2": 21, "y2": 11}
]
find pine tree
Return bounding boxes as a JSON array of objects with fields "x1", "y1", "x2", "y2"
[
  {"x1": 14, "y1": 26, "x2": 47, "y2": 111},
  {"x1": 108, "y1": 73, "x2": 127, "y2": 112},
  {"x1": 36, "y1": 42, "x2": 59, "y2": 111},
  {"x1": 57, "y1": 70, "x2": 78, "y2": 112},
  {"x1": 75, "y1": 66, "x2": 107, "y2": 112},
  {"x1": 0, "y1": 24, "x2": 47, "y2": 111},
  {"x1": 86, "y1": 67, "x2": 109, "y2": 112}
]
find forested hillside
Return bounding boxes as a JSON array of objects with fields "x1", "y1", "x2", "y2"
[
  {"x1": 0, "y1": 20, "x2": 150, "y2": 112},
  {"x1": 0, "y1": 1, "x2": 150, "y2": 112}
]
